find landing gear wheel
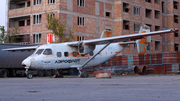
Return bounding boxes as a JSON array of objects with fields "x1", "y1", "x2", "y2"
[
  {"x1": 37, "y1": 70, "x2": 44, "y2": 77},
  {"x1": 53, "y1": 70, "x2": 63, "y2": 78},
  {"x1": 81, "y1": 71, "x2": 88, "y2": 78},
  {"x1": 56, "y1": 70, "x2": 63, "y2": 78},
  {"x1": 45, "y1": 70, "x2": 52, "y2": 76},
  {"x1": 0, "y1": 69, "x2": 9, "y2": 77},
  {"x1": 27, "y1": 73, "x2": 33, "y2": 79}
]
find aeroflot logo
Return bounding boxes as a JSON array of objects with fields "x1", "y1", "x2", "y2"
[{"x1": 55, "y1": 59, "x2": 80, "y2": 64}]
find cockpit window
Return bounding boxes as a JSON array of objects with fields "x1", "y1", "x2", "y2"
[
  {"x1": 43, "y1": 49, "x2": 53, "y2": 55},
  {"x1": 35, "y1": 49, "x2": 44, "y2": 55}
]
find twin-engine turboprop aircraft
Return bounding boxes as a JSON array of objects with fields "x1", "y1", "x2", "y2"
[{"x1": 2, "y1": 25, "x2": 177, "y2": 79}]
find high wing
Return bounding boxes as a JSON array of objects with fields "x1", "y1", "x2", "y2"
[
  {"x1": 67, "y1": 29, "x2": 176, "y2": 46},
  {"x1": 2, "y1": 46, "x2": 39, "y2": 51}
]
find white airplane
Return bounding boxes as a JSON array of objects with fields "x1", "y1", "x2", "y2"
[{"x1": 2, "y1": 25, "x2": 177, "y2": 79}]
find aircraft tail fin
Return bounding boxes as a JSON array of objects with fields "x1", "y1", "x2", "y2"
[
  {"x1": 136, "y1": 25, "x2": 151, "y2": 54},
  {"x1": 100, "y1": 30, "x2": 112, "y2": 38}
]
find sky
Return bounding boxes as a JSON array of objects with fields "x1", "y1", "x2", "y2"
[{"x1": 0, "y1": 0, "x2": 6, "y2": 28}]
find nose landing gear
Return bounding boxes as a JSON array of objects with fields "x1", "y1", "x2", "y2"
[{"x1": 25, "y1": 67, "x2": 33, "y2": 79}]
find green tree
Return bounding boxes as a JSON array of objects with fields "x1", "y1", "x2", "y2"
[
  {"x1": 6, "y1": 26, "x2": 19, "y2": 43},
  {"x1": 0, "y1": 26, "x2": 6, "y2": 43},
  {"x1": 46, "y1": 12, "x2": 75, "y2": 43}
]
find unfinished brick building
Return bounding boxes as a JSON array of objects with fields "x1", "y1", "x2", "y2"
[{"x1": 7, "y1": 0, "x2": 180, "y2": 55}]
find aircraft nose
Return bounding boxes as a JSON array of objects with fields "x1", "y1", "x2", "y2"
[{"x1": 22, "y1": 58, "x2": 31, "y2": 67}]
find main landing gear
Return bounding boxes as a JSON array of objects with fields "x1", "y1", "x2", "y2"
[
  {"x1": 54, "y1": 69, "x2": 63, "y2": 78},
  {"x1": 25, "y1": 67, "x2": 33, "y2": 79},
  {"x1": 77, "y1": 42, "x2": 111, "y2": 78},
  {"x1": 77, "y1": 68, "x2": 88, "y2": 78}
]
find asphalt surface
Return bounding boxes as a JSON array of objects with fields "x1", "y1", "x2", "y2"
[{"x1": 0, "y1": 75, "x2": 180, "y2": 101}]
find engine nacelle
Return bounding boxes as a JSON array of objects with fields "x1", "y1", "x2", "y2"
[{"x1": 78, "y1": 42, "x2": 95, "y2": 55}]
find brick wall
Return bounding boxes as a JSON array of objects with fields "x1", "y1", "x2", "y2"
[
  {"x1": 7, "y1": 0, "x2": 180, "y2": 54},
  {"x1": 73, "y1": 0, "x2": 95, "y2": 15}
]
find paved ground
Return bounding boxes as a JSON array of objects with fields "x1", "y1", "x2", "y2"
[{"x1": 0, "y1": 75, "x2": 180, "y2": 101}]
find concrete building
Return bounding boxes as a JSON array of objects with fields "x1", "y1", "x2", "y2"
[{"x1": 7, "y1": 0, "x2": 180, "y2": 55}]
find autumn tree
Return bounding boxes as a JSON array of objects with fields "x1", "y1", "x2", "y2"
[{"x1": 46, "y1": 12, "x2": 75, "y2": 43}]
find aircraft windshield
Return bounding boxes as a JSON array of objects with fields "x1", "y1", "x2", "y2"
[
  {"x1": 43, "y1": 49, "x2": 52, "y2": 55},
  {"x1": 35, "y1": 49, "x2": 44, "y2": 55}
]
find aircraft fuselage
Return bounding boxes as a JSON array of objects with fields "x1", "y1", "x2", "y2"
[{"x1": 22, "y1": 43, "x2": 128, "y2": 70}]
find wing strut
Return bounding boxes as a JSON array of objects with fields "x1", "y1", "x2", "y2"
[{"x1": 77, "y1": 42, "x2": 112, "y2": 72}]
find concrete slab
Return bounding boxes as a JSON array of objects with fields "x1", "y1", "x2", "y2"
[{"x1": 0, "y1": 75, "x2": 180, "y2": 101}]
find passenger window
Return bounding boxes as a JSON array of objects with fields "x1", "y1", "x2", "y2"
[
  {"x1": 57, "y1": 52, "x2": 61, "y2": 57},
  {"x1": 43, "y1": 49, "x2": 52, "y2": 55},
  {"x1": 35, "y1": 49, "x2": 44, "y2": 55},
  {"x1": 64, "y1": 52, "x2": 69, "y2": 57},
  {"x1": 73, "y1": 52, "x2": 77, "y2": 56}
]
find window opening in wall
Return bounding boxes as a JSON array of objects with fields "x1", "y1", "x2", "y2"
[
  {"x1": 174, "y1": 15, "x2": 179, "y2": 23},
  {"x1": 155, "y1": 41, "x2": 160, "y2": 50},
  {"x1": 64, "y1": 52, "x2": 69, "y2": 57},
  {"x1": 146, "y1": 24, "x2": 151, "y2": 31},
  {"x1": 146, "y1": 9, "x2": 151, "y2": 18},
  {"x1": 57, "y1": 52, "x2": 62, "y2": 57},
  {"x1": 19, "y1": 20, "x2": 25, "y2": 27},
  {"x1": 48, "y1": 0, "x2": 55, "y2": 4},
  {"x1": 145, "y1": 0, "x2": 151, "y2": 3},
  {"x1": 155, "y1": 0, "x2": 159, "y2": 4},
  {"x1": 134, "y1": 23, "x2": 140, "y2": 32},
  {"x1": 33, "y1": 14, "x2": 42, "y2": 24},
  {"x1": 106, "y1": 29, "x2": 111, "y2": 31},
  {"x1": 77, "y1": 36, "x2": 84, "y2": 41},
  {"x1": 123, "y1": 3, "x2": 129, "y2": 12},
  {"x1": 77, "y1": 17, "x2": 84, "y2": 26},
  {"x1": 77, "y1": 0, "x2": 84, "y2": 7},
  {"x1": 155, "y1": 26, "x2": 160, "y2": 31},
  {"x1": 134, "y1": 44, "x2": 137, "y2": 49},
  {"x1": 134, "y1": 6, "x2": 140, "y2": 16},
  {"x1": 146, "y1": 42, "x2": 151, "y2": 50},
  {"x1": 106, "y1": 12, "x2": 111, "y2": 17},
  {"x1": 16, "y1": 2, "x2": 25, "y2": 9},
  {"x1": 48, "y1": 13, "x2": 55, "y2": 20},
  {"x1": 123, "y1": 20, "x2": 129, "y2": 30},
  {"x1": 175, "y1": 44, "x2": 179, "y2": 51},
  {"x1": 33, "y1": 34, "x2": 41, "y2": 44},
  {"x1": 174, "y1": 1, "x2": 178, "y2": 9},
  {"x1": 162, "y1": 1, "x2": 165, "y2": 13},
  {"x1": 8, "y1": 34, "x2": 30, "y2": 44},
  {"x1": 155, "y1": 10, "x2": 160, "y2": 19},
  {"x1": 10, "y1": 3, "x2": 16, "y2": 10},
  {"x1": 174, "y1": 30, "x2": 179, "y2": 37},
  {"x1": 27, "y1": 19, "x2": 30, "y2": 26},
  {"x1": 27, "y1": 1, "x2": 31, "y2": 7},
  {"x1": 10, "y1": 1, "x2": 31, "y2": 10},
  {"x1": 33, "y1": 0, "x2": 41, "y2": 5}
]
